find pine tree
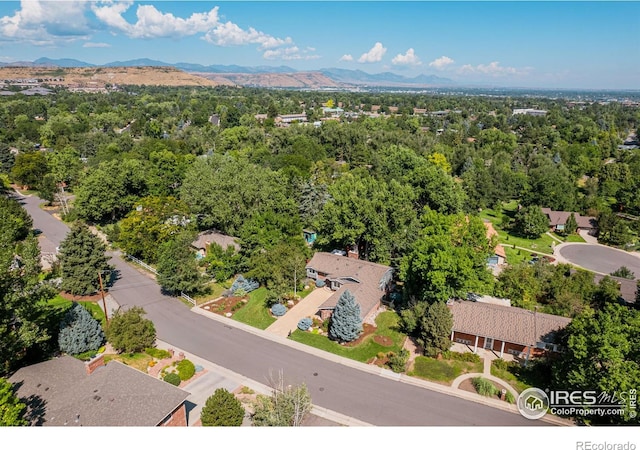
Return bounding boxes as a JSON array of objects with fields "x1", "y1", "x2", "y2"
[
  {"x1": 329, "y1": 289, "x2": 362, "y2": 342},
  {"x1": 58, "y1": 223, "x2": 111, "y2": 296},
  {"x1": 565, "y1": 212, "x2": 578, "y2": 235},
  {"x1": 419, "y1": 302, "x2": 454, "y2": 357},
  {"x1": 156, "y1": 231, "x2": 204, "y2": 295},
  {"x1": 58, "y1": 303, "x2": 105, "y2": 355},
  {"x1": 200, "y1": 388, "x2": 245, "y2": 426}
]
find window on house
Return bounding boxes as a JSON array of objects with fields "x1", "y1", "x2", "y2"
[{"x1": 455, "y1": 338, "x2": 472, "y2": 345}]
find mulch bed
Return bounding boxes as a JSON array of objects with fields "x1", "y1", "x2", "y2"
[
  {"x1": 459, "y1": 378, "x2": 507, "y2": 400},
  {"x1": 343, "y1": 323, "x2": 377, "y2": 347},
  {"x1": 59, "y1": 291, "x2": 104, "y2": 302},
  {"x1": 200, "y1": 296, "x2": 247, "y2": 316},
  {"x1": 373, "y1": 335, "x2": 393, "y2": 346}
]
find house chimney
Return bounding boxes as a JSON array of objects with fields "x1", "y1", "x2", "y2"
[
  {"x1": 85, "y1": 353, "x2": 105, "y2": 375},
  {"x1": 348, "y1": 247, "x2": 359, "y2": 259}
]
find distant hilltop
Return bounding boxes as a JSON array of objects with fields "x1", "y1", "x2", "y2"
[{"x1": 0, "y1": 57, "x2": 455, "y2": 89}]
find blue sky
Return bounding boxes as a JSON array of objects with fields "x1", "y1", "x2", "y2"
[{"x1": 0, "y1": 1, "x2": 638, "y2": 89}]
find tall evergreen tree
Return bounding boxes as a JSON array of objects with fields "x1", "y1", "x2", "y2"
[
  {"x1": 200, "y1": 388, "x2": 245, "y2": 427},
  {"x1": 58, "y1": 303, "x2": 105, "y2": 355},
  {"x1": 564, "y1": 212, "x2": 578, "y2": 235},
  {"x1": 328, "y1": 289, "x2": 362, "y2": 342},
  {"x1": 419, "y1": 302, "x2": 454, "y2": 357},
  {"x1": 156, "y1": 231, "x2": 204, "y2": 295},
  {"x1": 58, "y1": 223, "x2": 111, "y2": 296}
]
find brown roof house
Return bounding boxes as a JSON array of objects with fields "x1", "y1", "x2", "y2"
[
  {"x1": 192, "y1": 230, "x2": 240, "y2": 259},
  {"x1": 9, "y1": 355, "x2": 189, "y2": 426},
  {"x1": 540, "y1": 208, "x2": 597, "y2": 234},
  {"x1": 305, "y1": 252, "x2": 393, "y2": 324},
  {"x1": 448, "y1": 300, "x2": 571, "y2": 363}
]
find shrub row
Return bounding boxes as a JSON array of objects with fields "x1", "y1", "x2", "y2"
[{"x1": 442, "y1": 351, "x2": 481, "y2": 363}]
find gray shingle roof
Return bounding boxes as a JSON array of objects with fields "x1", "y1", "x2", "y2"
[
  {"x1": 540, "y1": 208, "x2": 597, "y2": 229},
  {"x1": 9, "y1": 356, "x2": 189, "y2": 426},
  {"x1": 306, "y1": 252, "x2": 392, "y2": 320},
  {"x1": 449, "y1": 300, "x2": 571, "y2": 347},
  {"x1": 192, "y1": 230, "x2": 240, "y2": 252}
]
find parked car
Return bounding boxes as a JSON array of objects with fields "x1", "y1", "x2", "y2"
[{"x1": 331, "y1": 249, "x2": 347, "y2": 256}]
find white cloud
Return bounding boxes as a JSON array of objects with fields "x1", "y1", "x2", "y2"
[
  {"x1": 339, "y1": 54, "x2": 353, "y2": 62},
  {"x1": 458, "y1": 61, "x2": 529, "y2": 77},
  {"x1": 392, "y1": 48, "x2": 421, "y2": 66},
  {"x1": 428, "y1": 56, "x2": 454, "y2": 70},
  {"x1": 0, "y1": 0, "x2": 92, "y2": 43},
  {"x1": 83, "y1": 42, "x2": 111, "y2": 48},
  {"x1": 263, "y1": 46, "x2": 320, "y2": 61},
  {"x1": 92, "y1": 2, "x2": 220, "y2": 39},
  {"x1": 204, "y1": 21, "x2": 292, "y2": 49},
  {"x1": 358, "y1": 42, "x2": 386, "y2": 63}
]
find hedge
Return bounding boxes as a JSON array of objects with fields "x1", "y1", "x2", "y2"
[{"x1": 164, "y1": 373, "x2": 181, "y2": 386}]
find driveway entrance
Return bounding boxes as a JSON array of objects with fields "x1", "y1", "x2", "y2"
[{"x1": 265, "y1": 287, "x2": 333, "y2": 337}]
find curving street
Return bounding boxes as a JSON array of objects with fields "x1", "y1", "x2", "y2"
[
  {"x1": 18, "y1": 193, "x2": 544, "y2": 426},
  {"x1": 556, "y1": 243, "x2": 640, "y2": 279}
]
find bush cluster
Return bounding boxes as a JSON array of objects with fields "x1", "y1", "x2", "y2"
[
  {"x1": 271, "y1": 303, "x2": 287, "y2": 317},
  {"x1": 164, "y1": 373, "x2": 181, "y2": 386},
  {"x1": 505, "y1": 391, "x2": 515, "y2": 404},
  {"x1": 231, "y1": 275, "x2": 259, "y2": 295},
  {"x1": 177, "y1": 359, "x2": 196, "y2": 381},
  {"x1": 442, "y1": 351, "x2": 481, "y2": 363},
  {"x1": 297, "y1": 317, "x2": 312, "y2": 331},
  {"x1": 386, "y1": 349, "x2": 410, "y2": 373},
  {"x1": 145, "y1": 347, "x2": 171, "y2": 359},
  {"x1": 471, "y1": 377, "x2": 499, "y2": 397}
]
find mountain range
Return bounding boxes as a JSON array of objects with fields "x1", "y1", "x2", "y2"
[{"x1": 0, "y1": 57, "x2": 454, "y2": 88}]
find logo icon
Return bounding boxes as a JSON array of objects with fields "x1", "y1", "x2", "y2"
[{"x1": 517, "y1": 387, "x2": 549, "y2": 419}]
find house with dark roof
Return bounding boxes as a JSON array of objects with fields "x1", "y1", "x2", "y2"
[
  {"x1": 191, "y1": 230, "x2": 240, "y2": 259},
  {"x1": 448, "y1": 300, "x2": 571, "y2": 362},
  {"x1": 305, "y1": 252, "x2": 393, "y2": 324},
  {"x1": 9, "y1": 354, "x2": 189, "y2": 426},
  {"x1": 540, "y1": 208, "x2": 597, "y2": 234}
]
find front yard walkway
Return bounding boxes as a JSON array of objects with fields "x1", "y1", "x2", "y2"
[
  {"x1": 265, "y1": 287, "x2": 333, "y2": 337},
  {"x1": 450, "y1": 349, "x2": 519, "y2": 400}
]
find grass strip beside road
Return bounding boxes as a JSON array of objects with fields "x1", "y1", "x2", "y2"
[{"x1": 409, "y1": 356, "x2": 484, "y2": 385}]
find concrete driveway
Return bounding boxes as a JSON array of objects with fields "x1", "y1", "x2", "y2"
[{"x1": 265, "y1": 287, "x2": 333, "y2": 336}]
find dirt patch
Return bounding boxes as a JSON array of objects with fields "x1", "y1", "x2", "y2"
[
  {"x1": 373, "y1": 335, "x2": 393, "y2": 347},
  {"x1": 59, "y1": 291, "x2": 104, "y2": 302},
  {"x1": 343, "y1": 323, "x2": 377, "y2": 347},
  {"x1": 201, "y1": 296, "x2": 247, "y2": 316}
]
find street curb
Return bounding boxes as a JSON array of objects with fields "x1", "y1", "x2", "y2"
[{"x1": 190, "y1": 305, "x2": 570, "y2": 426}]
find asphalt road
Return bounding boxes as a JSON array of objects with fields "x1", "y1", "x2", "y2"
[
  {"x1": 558, "y1": 243, "x2": 640, "y2": 279},
  {"x1": 19, "y1": 193, "x2": 542, "y2": 426}
]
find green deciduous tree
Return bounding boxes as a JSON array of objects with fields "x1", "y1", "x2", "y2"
[
  {"x1": 58, "y1": 223, "x2": 111, "y2": 296},
  {"x1": 106, "y1": 306, "x2": 156, "y2": 354},
  {"x1": 400, "y1": 210, "x2": 493, "y2": 304},
  {"x1": 552, "y1": 303, "x2": 640, "y2": 424},
  {"x1": 58, "y1": 303, "x2": 105, "y2": 355},
  {"x1": 200, "y1": 388, "x2": 245, "y2": 427},
  {"x1": 0, "y1": 378, "x2": 27, "y2": 426},
  {"x1": 513, "y1": 205, "x2": 549, "y2": 239},
  {"x1": 118, "y1": 196, "x2": 191, "y2": 264},
  {"x1": 564, "y1": 212, "x2": 578, "y2": 235},
  {"x1": 328, "y1": 289, "x2": 362, "y2": 342},
  {"x1": 10, "y1": 151, "x2": 48, "y2": 189},
  {"x1": 1, "y1": 198, "x2": 56, "y2": 374},
  {"x1": 419, "y1": 302, "x2": 454, "y2": 357},
  {"x1": 156, "y1": 231, "x2": 204, "y2": 295}
]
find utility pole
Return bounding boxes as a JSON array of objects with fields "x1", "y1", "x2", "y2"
[{"x1": 98, "y1": 271, "x2": 109, "y2": 327}]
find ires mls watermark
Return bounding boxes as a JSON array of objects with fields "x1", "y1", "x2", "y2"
[{"x1": 517, "y1": 387, "x2": 637, "y2": 420}]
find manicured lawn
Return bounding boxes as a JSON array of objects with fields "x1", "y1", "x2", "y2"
[
  {"x1": 503, "y1": 246, "x2": 529, "y2": 266},
  {"x1": 48, "y1": 294, "x2": 106, "y2": 326},
  {"x1": 490, "y1": 362, "x2": 531, "y2": 393},
  {"x1": 490, "y1": 359, "x2": 551, "y2": 393},
  {"x1": 231, "y1": 287, "x2": 276, "y2": 330},
  {"x1": 288, "y1": 311, "x2": 405, "y2": 363},
  {"x1": 409, "y1": 356, "x2": 483, "y2": 385},
  {"x1": 194, "y1": 282, "x2": 227, "y2": 305},
  {"x1": 479, "y1": 201, "x2": 555, "y2": 255},
  {"x1": 104, "y1": 352, "x2": 153, "y2": 372}
]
